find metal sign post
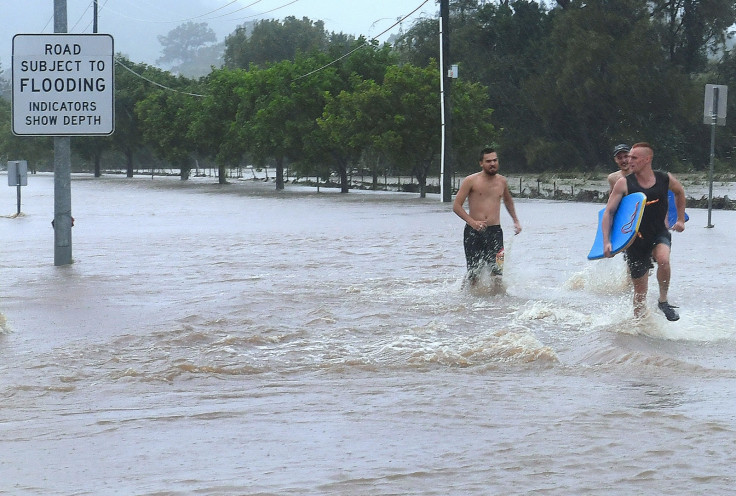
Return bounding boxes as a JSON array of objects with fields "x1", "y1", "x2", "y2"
[
  {"x1": 703, "y1": 84, "x2": 727, "y2": 228},
  {"x1": 11, "y1": 0, "x2": 114, "y2": 266},
  {"x1": 7, "y1": 160, "x2": 28, "y2": 215}
]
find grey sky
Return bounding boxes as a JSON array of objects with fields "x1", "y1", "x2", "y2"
[{"x1": 1, "y1": 0, "x2": 437, "y2": 69}]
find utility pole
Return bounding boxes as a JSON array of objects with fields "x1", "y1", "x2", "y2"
[
  {"x1": 54, "y1": 0, "x2": 73, "y2": 266},
  {"x1": 93, "y1": 0, "x2": 101, "y2": 178},
  {"x1": 93, "y1": 0, "x2": 98, "y2": 33},
  {"x1": 440, "y1": 0, "x2": 453, "y2": 203}
]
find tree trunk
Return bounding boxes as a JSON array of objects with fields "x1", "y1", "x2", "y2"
[
  {"x1": 93, "y1": 151, "x2": 102, "y2": 177},
  {"x1": 372, "y1": 155, "x2": 380, "y2": 190},
  {"x1": 339, "y1": 163, "x2": 349, "y2": 193},
  {"x1": 218, "y1": 163, "x2": 227, "y2": 184},
  {"x1": 125, "y1": 150, "x2": 134, "y2": 178},
  {"x1": 180, "y1": 163, "x2": 190, "y2": 180},
  {"x1": 275, "y1": 156, "x2": 285, "y2": 190}
]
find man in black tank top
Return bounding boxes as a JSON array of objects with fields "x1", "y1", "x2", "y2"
[{"x1": 601, "y1": 142, "x2": 686, "y2": 321}]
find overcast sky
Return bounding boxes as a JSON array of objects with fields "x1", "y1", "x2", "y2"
[{"x1": 1, "y1": 0, "x2": 438, "y2": 69}]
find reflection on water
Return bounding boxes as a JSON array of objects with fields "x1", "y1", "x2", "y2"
[
  {"x1": 1, "y1": 174, "x2": 736, "y2": 494},
  {"x1": 623, "y1": 382, "x2": 686, "y2": 410}
]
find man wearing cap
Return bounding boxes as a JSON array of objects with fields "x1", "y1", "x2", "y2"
[
  {"x1": 602, "y1": 142, "x2": 686, "y2": 321},
  {"x1": 608, "y1": 144, "x2": 630, "y2": 194}
]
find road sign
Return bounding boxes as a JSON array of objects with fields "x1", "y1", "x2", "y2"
[
  {"x1": 703, "y1": 84, "x2": 727, "y2": 126},
  {"x1": 12, "y1": 33, "x2": 114, "y2": 136},
  {"x1": 7, "y1": 160, "x2": 28, "y2": 187}
]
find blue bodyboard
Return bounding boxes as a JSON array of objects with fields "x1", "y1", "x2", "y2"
[
  {"x1": 588, "y1": 192, "x2": 647, "y2": 260},
  {"x1": 667, "y1": 190, "x2": 689, "y2": 228}
]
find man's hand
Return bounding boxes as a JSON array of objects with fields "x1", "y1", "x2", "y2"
[
  {"x1": 471, "y1": 219, "x2": 487, "y2": 231},
  {"x1": 603, "y1": 242, "x2": 613, "y2": 258}
]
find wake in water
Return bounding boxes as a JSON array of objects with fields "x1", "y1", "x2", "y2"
[
  {"x1": 461, "y1": 269, "x2": 506, "y2": 296},
  {"x1": 0, "y1": 313, "x2": 9, "y2": 334},
  {"x1": 565, "y1": 257, "x2": 631, "y2": 294}
]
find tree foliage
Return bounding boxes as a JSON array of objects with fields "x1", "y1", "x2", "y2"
[
  {"x1": 2, "y1": 4, "x2": 736, "y2": 182},
  {"x1": 223, "y1": 17, "x2": 328, "y2": 69},
  {"x1": 157, "y1": 22, "x2": 217, "y2": 67}
]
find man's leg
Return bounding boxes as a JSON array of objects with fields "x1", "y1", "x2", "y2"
[
  {"x1": 463, "y1": 225, "x2": 479, "y2": 287},
  {"x1": 632, "y1": 273, "x2": 649, "y2": 318},
  {"x1": 653, "y1": 242, "x2": 679, "y2": 320},
  {"x1": 652, "y1": 243, "x2": 672, "y2": 303}
]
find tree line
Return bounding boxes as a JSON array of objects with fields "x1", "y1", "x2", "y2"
[{"x1": 2, "y1": 0, "x2": 736, "y2": 196}]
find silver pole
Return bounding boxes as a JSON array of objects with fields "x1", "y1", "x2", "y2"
[
  {"x1": 706, "y1": 87, "x2": 717, "y2": 228},
  {"x1": 54, "y1": 0, "x2": 73, "y2": 264},
  {"x1": 16, "y1": 167, "x2": 21, "y2": 215},
  {"x1": 439, "y1": 15, "x2": 446, "y2": 202}
]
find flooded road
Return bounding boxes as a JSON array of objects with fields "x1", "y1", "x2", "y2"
[{"x1": 1, "y1": 174, "x2": 735, "y2": 495}]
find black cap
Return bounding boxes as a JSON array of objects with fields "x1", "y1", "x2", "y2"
[{"x1": 612, "y1": 144, "x2": 630, "y2": 157}]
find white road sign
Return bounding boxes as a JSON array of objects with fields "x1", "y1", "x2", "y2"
[{"x1": 12, "y1": 34, "x2": 114, "y2": 136}]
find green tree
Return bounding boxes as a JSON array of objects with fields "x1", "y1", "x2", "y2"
[
  {"x1": 72, "y1": 136, "x2": 111, "y2": 177},
  {"x1": 451, "y1": 78, "x2": 497, "y2": 174},
  {"x1": 112, "y1": 56, "x2": 153, "y2": 177},
  {"x1": 314, "y1": 78, "x2": 388, "y2": 192},
  {"x1": 157, "y1": 22, "x2": 217, "y2": 69},
  {"x1": 0, "y1": 60, "x2": 10, "y2": 101},
  {"x1": 650, "y1": 0, "x2": 736, "y2": 73},
  {"x1": 223, "y1": 17, "x2": 328, "y2": 69},
  {"x1": 189, "y1": 68, "x2": 248, "y2": 176},
  {"x1": 236, "y1": 58, "x2": 339, "y2": 190},
  {"x1": 136, "y1": 83, "x2": 204, "y2": 180},
  {"x1": 395, "y1": 1, "x2": 549, "y2": 169},
  {"x1": 381, "y1": 63, "x2": 442, "y2": 198},
  {"x1": 394, "y1": 17, "x2": 439, "y2": 67},
  {"x1": 0, "y1": 96, "x2": 53, "y2": 170},
  {"x1": 524, "y1": 0, "x2": 695, "y2": 169}
]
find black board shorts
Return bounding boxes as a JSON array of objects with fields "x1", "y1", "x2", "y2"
[
  {"x1": 463, "y1": 224, "x2": 504, "y2": 276},
  {"x1": 625, "y1": 231, "x2": 672, "y2": 279}
]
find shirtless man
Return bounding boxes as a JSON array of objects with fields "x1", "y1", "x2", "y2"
[
  {"x1": 608, "y1": 143, "x2": 630, "y2": 194},
  {"x1": 603, "y1": 142, "x2": 686, "y2": 320},
  {"x1": 453, "y1": 147, "x2": 522, "y2": 286}
]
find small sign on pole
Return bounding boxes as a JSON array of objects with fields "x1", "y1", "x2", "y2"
[
  {"x1": 704, "y1": 84, "x2": 728, "y2": 228},
  {"x1": 7, "y1": 160, "x2": 28, "y2": 215},
  {"x1": 704, "y1": 84, "x2": 727, "y2": 126},
  {"x1": 7, "y1": 160, "x2": 28, "y2": 187}
]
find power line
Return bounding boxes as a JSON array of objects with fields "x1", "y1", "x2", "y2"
[
  {"x1": 115, "y1": 57, "x2": 205, "y2": 97},
  {"x1": 51, "y1": 1, "x2": 431, "y2": 99},
  {"x1": 293, "y1": 0, "x2": 431, "y2": 81},
  {"x1": 77, "y1": 0, "x2": 111, "y2": 33},
  {"x1": 97, "y1": 0, "x2": 298, "y2": 24},
  {"x1": 69, "y1": 1, "x2": 93, "y2": 32}
]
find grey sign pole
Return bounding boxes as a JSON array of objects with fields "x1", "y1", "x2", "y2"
[
  {"x1": 54, "y1": 0, "x2": 73, "y2": 265},
  {"x1": 703, "y1": 84, "x2": 728, "y2": 229},
  {"x1": 707, "y1": 88, "x2": 717, "y2": 228},
  {"x1": 16, "y1": 165, "x2": 22, "y2": 215},
  {"x1": 7, "y1": 160, "x2": 28, "y2": 215}
]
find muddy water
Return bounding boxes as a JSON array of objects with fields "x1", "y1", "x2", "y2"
[{"x1": 1, "y1": 174, "x2": 735, "y2": 495}]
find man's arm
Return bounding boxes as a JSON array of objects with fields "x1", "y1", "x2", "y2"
[
  {"x1": 607, "y1": 172, "x2": 620, "y2": 195},
  {"x1": 668, "y1": 173, "x2": 686, "y2": 232},
  {"x1": 502, "y1": 179, "x2": 522, "y2": 234},
  {"x1": 453, "y1": 177, "x2": 484, "y2": 230},
  {"x1": 602, "y1": 176, "x2": 627, "y2": 257}
]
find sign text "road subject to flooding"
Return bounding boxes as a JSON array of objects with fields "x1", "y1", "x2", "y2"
[{"x1": 12, "y1": 34, "x2": 115, "y2": 136}]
